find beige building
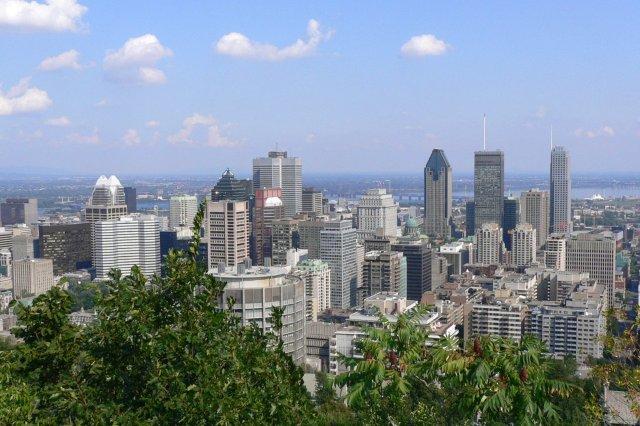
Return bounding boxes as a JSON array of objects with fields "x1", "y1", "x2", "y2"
[
  {"x1": 519, "y1": 189, "x2": 549, "y2": 248},
  {"x1": 12, "y1": 258, "x2": 54, "y2": 298},
  {"x1": 512, "y1": 223, "x2": 537, "y2": 267},
  {"x1": 357, "y1": 188, "x2": 398, "y2": 239},
  {"x1": 544, "y1": 234, "x2": 567, "y2": 271},
  {"x1": 566, "y1": 230, "x2": 616, "y2": 302},
  {"x1": 206, "y1": 200, "x2": 249, "y2": 269},
  {"x1": 476, "y1": 223, "x2": 503, "y2": 265}
]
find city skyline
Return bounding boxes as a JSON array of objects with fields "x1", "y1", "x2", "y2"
[{"x1": 2, "y1": 1, "x2": 639, "y2": 175}]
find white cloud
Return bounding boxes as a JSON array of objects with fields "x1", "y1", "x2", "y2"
[
  {"x1": 45, "y1": 116, "x2": 70, "y2": 126},
  {"x1": 38, "y1": 49, "x2": 82, "y2": 71},
  {"x1": 145, "y1": 120, "x2": 160, "y2": 128},
  {"x1": 574, "y1": 126, "x2": 615, "y2": 139},
  {"x1": 306, "y1": 132, "x2": 316, "y2": 143},
  {"x1": 67, "y1": 127, "x2": 99, "y2": 144},
  {"x1": 168, "y1": 113, "x2": 238, "y2": 148},
  {"x1": 104, "y1": 34, "x2": 173, "y2": 84},
  {"x1": 215, "y1": 19, "x2": 333, "y2": 61},
  {"x1": 0, "y1": 77, "x2": 52, "y2": 115},
  {"x1": 0, "y1": 0, "x2": 87, "y2": 32},
  {"x1": 400, "y1": 34, "x2": 449, "y2": 57},
  {"x1": 94, "y1": 98, "x2": 108, "y2": 107},
  {"x1": 122, "y1": 128, "x2": 140, "y2": 146}
]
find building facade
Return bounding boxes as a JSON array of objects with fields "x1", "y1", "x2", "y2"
[
  {"x1": 302, "y1": 188, "x2": 323, "y2": 215},
  {"x1": 520, "y1": 189, "x2": 549, "y2": 248},
  {"x1": 391, "y1": 239, "x2": 432, "y2": 302},
  {"x1": 476, "y1": 223, "x2": 503, "y2": 265},
  {"x1": 39, "y1": 223, "x2": 92, "y2": 275},
  {"x1": 253, "y1": 151, "x2": 302, "y2": 218},
  {"x1": 252, "y1": 188, "x2": 285, "y2": 266},
  {"x1": 474, "y1": 151, "x2": 504, "y2": 230},
  {"x1": 566, "y1": 231, "x2": 616, "y2": 302},
  {"x1": 12, "y1": 258, "x2": 54, "y2": 298},
  {"x1": 0, "y1": 198, "x2": 38, "y2": 226},
  {"x1": 84, "y1": 175, "x2": 128, "y2": 223},
  {"x1": 550, "y1": 146, "x2": 572, "y2": 234},
  {"x1": 320, "y1": 220, "x2": 357, "y2": 309},
  {"x1": 357, "y1": 188, "x2": 398, "y2": 239},
  {"x1": 423, "y1": 149, "x2": 452, "y2": 239},
  {"x1": 362, "y1": 251, "x2": 407, "y2": 299},
  {"x1": 512, "y1": 223, "x2": 537, "y2": 267},
  {"x1": 294, "y1": 259, "x2": 331, "y2": 321},
  {"x1": 206, "y1": 200, "x2": 249, "y2": 269},
  {"x1": 169, "y1": 195, "x2": 198, "y2": 229}
]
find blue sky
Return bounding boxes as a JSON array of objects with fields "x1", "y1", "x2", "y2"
[{"x1": 1, "y1": 1, "x2": 639, "y2": 176}]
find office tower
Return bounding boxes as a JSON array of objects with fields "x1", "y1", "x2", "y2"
[
  {"x1": 270, "y1": 219, "x2": 299, "y2": 266},
  {"x1": 39, "y1": 223, "x2": 92, "y2": 275},
  {"x1": 566, "y1": 231, "x2": 616, "y2": 301},
  {"x1": 520, "y1": 189, "x2": 549, "y2": 248},
  {"x1": 550, "y1": 146, "x2": 572, "y2": 234},
  {"x1": 544, "y1": 234, "x2": 567, "y2": 271},
  {"x1": 476, "y1": 223, "x2": 503, "y2": 265},
  {"x1": 320, "y1": 220, "x2": 357, "y2": 309},
  {"x1": 0, "y1": 249, "x2": 12, "y2": 277},
  {"x1": 211, "y1": 169, "x2": 252, "y2": 202},
  {"x1": 502, "y1": 197, "x2": 519, "y2": 251},
  {"x1": 465, "y1": 201, "x2": 476, "y2": 236},
  {"x1": 10, "y1": 225, "x2": 34, "y2": 260},
  {"x1": 302, "y1": 188, "x2": 323, "y2": 215},
  {"x1": 169, "y1": 195, "x2": 198, "y2": 229},
  {"x1": 431, "y1": 255, "x2": 448, "y2": 291},
  {"x1": 297, "y1": 215, "x2": 328, "y2": 259},
  {"x1": 294, "y1": 259, "x2": 331, "y2": 321},
  {"x1": 423, "y1": 149, "x2": 452, "y2": 239},
  {"x1": 474, "y1": 151, "x2": 504, "y2": 230},
  {"x1": 12, "y1": 258, "x2": 54, "y2": 298},
  {"x1": 391, "y1": 240, "x2": 432, "y2": 301},
  {"x1": 213, "y1": 262, "x2": 306, "y2": 364},
  {"x1": 0, "y1": 198, "x2": 38, "y2": 226},
  {"x1": 253, "y1": 151, "x2": 302, "y2": 218},
  {"x1": 357, "y1": 188, "x2": 398, "y2": 239},
  {"x1": 252, "y1": 188, "x2": 285, "y2": 265},
  {"x1": 123, "y1": 187, "x2": 137, "y2": 213},
  {"x1": 206, "y1": 200, "x2": 249, "y2": 269},
  {"x1": 84, "y1": 175, "x2": 128, "y2": 223},
  {"x1": 93, "y1": 215, "x2": 160, "y2": 279},
  {"x1": 439, "y1": 241, "x2": 471, "y2": 276},
  {"x1": 355, "y1": 242, "x2": 365, "y2": 289},
  {"x1": 512, "y1": 223, "x2": 537, "y2": 267},
  {"x1": 362, "y1": 251, "x2": 407, "y2": 299}
]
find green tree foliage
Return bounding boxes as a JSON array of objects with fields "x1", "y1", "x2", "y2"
[
  {"x1": 0, "y1": 203, "x2": 315, "y2": 424},
  {"x1": 335, "y1": 307, "x2": 580, "y2": 425},
  {"x1": 66, "y1": 280, "x2": 109, "y2": 311}
]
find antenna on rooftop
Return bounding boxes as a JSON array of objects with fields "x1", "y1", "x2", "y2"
[{"x1": 483, "y1": 114, "x2": 487, "y2": 151}]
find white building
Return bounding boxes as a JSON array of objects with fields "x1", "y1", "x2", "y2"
[
  {"x1": 93, "y1": 215, "x2": 160, "y2": 279},
  {"x1": 544, "y1": 234, "x2": 567, "y2": 271},
  {"x1": 519, "y1": 189, "x2": 549, "y2": 248},
  {"x1": 471, "y1": 294, "x2": 527, "y2": 341},
  {"x1": 512, "y1": 223, "x2": 537, "y2": 267},
  {"x1": 550, "y1": 146, "x2": 572, "y2": 234},
  {"x1": 357, "y1": 188, "x2": 398, "y2": 239},
  {"x1": 439, "y1": 241, "x2": 472, "y2": 275},
  {"x1": 476, "y1": 223, "x2": 503, "y2": 265},
  {"x1": 293, "y1": 259, "x2": 331, "y2": 321},
  {"x1": 320, "y1": 220, "x2": 357, "y2": 309},
  {"x1": 206, "y1": 200, "x2": 249, "y2": 269},
  {"x1": 12, "y1": 258, "x2": 54, "y2": 298},
  {"x1": 566, "y1": 230, "x2": 616, "y2": 302},
  {"x1": 169, "y1": 195, "x2": 198, "y2": 229},
  {"x1": 252, "y1": 151, "x2": 302, "y2": 218}
]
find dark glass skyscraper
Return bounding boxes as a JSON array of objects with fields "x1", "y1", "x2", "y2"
[
  {"x1": 502, "y1": 197, "x2": 519, "y2": 251},
  {"x1": 38, "y1": 223, "x2": 92, "y2": 275},
  {"x1": 473, "y1": 150, "x2": 504, "y2": 230},
  {"x1": 123, "y1": 187, "x2": 137, "y2": 213},
  {"x1": 465, "y1": 201, "x2": 475, "y2": 236},
  {"x1": 423, "y1": 149, "x2": 452, "y2": 239},
  {"x1": 211, "y1": 169, "x2": 252, "y2": 202},
  {"x1": 391, "y1": 239, "x2": 432, "y2": 301}
]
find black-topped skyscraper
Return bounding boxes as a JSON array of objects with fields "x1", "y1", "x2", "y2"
[
  {"x1": 474, "y1": 150, "x2": 504, "y2": 231},
  {"x1": 423, "y1": 149, "x2": 452, "y2": 239},
  {"x1": 550, "y1": 146, "x2": 572, "y2": 234},
  {"x1": 211, "y1": 169, "x2": 252, "y2": 202}
]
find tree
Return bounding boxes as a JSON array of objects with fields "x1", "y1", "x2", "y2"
[{"x1": 0, "y1": 203, "x2": 315, "y2": 423}]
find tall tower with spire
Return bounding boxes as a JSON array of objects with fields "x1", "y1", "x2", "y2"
[{"x1": 550, "y1": 145, "x2": 572, "y2": 234}]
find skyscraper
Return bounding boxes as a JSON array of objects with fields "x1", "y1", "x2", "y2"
[
  {"x1": 520, "y1": 189, "x2": 549, "y2": 248},
  {"x1": 93, "y1": 215, "x2": 161, "y2": 279},
  {"x1": 474, "y1": 151, "x2": 504, "y2": 230},
  {"x1": 362, "y1": 251, "x2": 407, "y2": 299},
  {"x1": 206, "y1": 200, "x2": 249, "y2": 269},
  {"x1": 0, "y1": 198, "x2": 38, "y2": 226},
  {"x1": 169, "y1": 195, "x2": 198, "y2": 229},
  {"x1": 511, "y1": 223, "x2": 537, "y2": 267},
  {"x1": 391, "y1": 239, "x2": 432, "y2": 302},
  {"x1": 39, "y1": 222, "x2": 92, "y2": 274},
  {"x1": 550, "y1": 146, "x2": 572, "y2": 234},
  {"x1": 357, "y1": 188, "x2": 398, "y2": 239},
  {"x1": 476, "y1": 223, "x2": 503, "y2": 265},
  {"x1": 423, "y1": 149, "x2": 452, "y2": 239},
  {"x1": 465, "y1": 201, "x2": 475, "y2": 236},
  {"x1": 566, "y1": 231, "x2": 615, "y2": 302},
  {"x1": 252, "y1": 188, "x2": 285, "y2": 265},
  {"x1": 320, "y1": 220, "x2": 357, "y2": 309},
  {"x1": 302, "y1": 188, "x2": 323, "y2": 215},
  {"x1": 253, "y1": 151, "x2": 302, "y2": 218},
  {"x1": 211, "y1": 169, "x2": 252, "y2": 202},
  {"x1": 123, "y1": 187, "x2": 137, "y2": 213},
  {"x1": 270, "y1": 218, "x2": 299, "y2": 266},
  {"x1": 84, "y1": 175, "x2": 128, "y2": 223},
  {"x1": 12, "y1": 258, "x2": 54, "y2": 298},
  {"x1": 502, "y1": 197, "x2": 519, "y2": 251}
]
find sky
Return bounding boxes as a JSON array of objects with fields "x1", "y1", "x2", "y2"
[{"x1": 1, "y1": 1, "x2": 639, "y2": 176}]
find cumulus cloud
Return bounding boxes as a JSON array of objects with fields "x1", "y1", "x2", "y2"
[
  {"x1": 104, "y1": 34, "x2": 173, "y2": 84},
  {"x1": 0, "y1": 0, "x2": 87, "y2": 32},
  {"x1": 0, "y1": 77, "x2": 52, "y2": 115},
  {"x1": 215, "y1": 19, "x2": 333, "y2": 61},
  {"x1": 122, "y1": 128, "x2": 140, "y2": 145},
  {"x1": 145, "y1": 120, "x2": 160, "y2": 128},
  {"x1": 38, "y1": 49, "x2": 82, "y2": 71},
  {"x1": 574, "y1": 126, "x2": 615, "y2": 139},
  {"x1": 400, "y1": 34, "x2": 449, "y2": 57},
  {"x1": 168, "y1": 113, "x2": 238, "y2": 148},
  {"x1": 45, "y1": 116, "x2": 70, "y2": 126}
]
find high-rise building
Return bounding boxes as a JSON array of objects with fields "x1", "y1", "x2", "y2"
[
  {"x1": 476, "y1": 223, "x2": 503, "y2": 265},
  {"x1": 0, "y1": 249, "x2": 11, "y2": 278},
  {"x1": 391, "y1": 239, "x2": 432, "y2": 302},
  {"x1": 12, "y1": 258, "x2": 54, "y2": 298},
  {"x1": 320, "y1": 220, "x2": 357, "y2": 309},
  {"x1": 39, "y1": 223, "x2": 92, "y2": 274},
  {"x1": 84, "y1": 175, "x2": 128, "y2": 223},
  {"x1": 270, "y1": 219, "x2": 299, "y2": 266},
  {"x1": 213, "y1": 263, "x2": 306, "y2": 364},
  {"x1": 566, "y1": 231, "x2": 616, "y2": 301},
  {"x1": 431, "y1": 255, "x2": 448, "y2": 291},
  {"x1": 169, "y1": 195, "x2": 198, "y2": 229},
  {"x1": 253, "y1": 151, "x2": 302, "y2": 218},
  {"x1": 520, "y1": 189, "x2": 549, "y2": 248},
  {"x1": 211, "y1": 169, "x2": 252, "y2": 202},
  {"x1": 206, "y1": 200, "x2": 249, "y2": 269},
  {"x1": 302, "y1": 188, "x2": 323, "y2": 215},
  {"x1": 296, "y1": 214, "x2": 327, "y2": 260},
  {"x1": 502, "y1": 197, "x2": 519, "y2": 250},
  {"x1": 474, "y1": 151, "x2": 504, "y2": 230},
  {"x1": 0, "y1": 198, "x2": 38, "y2": 226},
  {"x1": 439, "y1": 241, "x2": 472, "y2": 276},
  {"x1": 544, "y1": 234, "x2": 567, "y2": 271},
  {"x1": 465, "y1": 201, "x2": 476, "y2": 236},
  {"x1": 357, "y1": 188, "x2": 398, "y2": 239},
  {"x1": 550, "y1": 146, "x2": 572, "y2": 234},
  {"x1": 511, "y1": 223, "x2": 537, "y2": 267},
  {"x1": 362, "y1": 251, "x2": 407, "y2": 299},
  {"x1": 423, "y1": 149, "x2": 452, "y2": 239},
  {"x1": 252, "y1": 188, "x2": 285, "y2": 265},
  {"x1": 294, "y1": 259, "x2": 331, "y2": 321},
  {"x1": 93, "y1": 215, "x2": 160, "y2": 279},
  {"x1": 471, "y1": 295, "x2": 527, "y2": 341},
  {"x1": 10, "y1": 225, "x2": 34, "y2": 260},
  {"x1": 123, "y1": 187, "x2": 137, "y2": 213}
]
